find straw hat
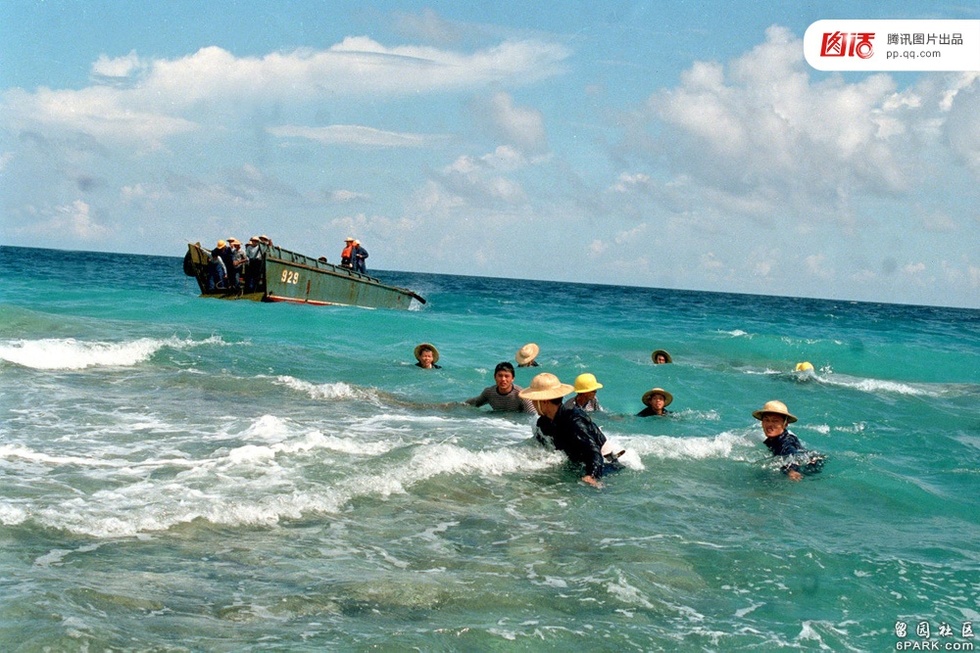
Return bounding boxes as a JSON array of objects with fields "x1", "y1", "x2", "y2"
[
  {"x1": 573, "y1": 373, "x2": 603, "y2": 393},
  {"x1": 217, "y1": 239, "x2": 227, "y2": 248},
  {"x1": 515, "y1": 342, "x2": 540, "y2": 365},
  {"x1": 752, "y1": 400, "x2": 797, "y2": 423},
  {"x1": 345, "y1": 237, "x2": 355, "y2": 242},
  {"x1": 641, "y1": 388, "x2": 673, "y2": 407},
  {"x1": 651, "y1": 349, "x2": 673, "y2": 364},
  {"x1": 518, "y1": 373, "x2": 574, "y2": 400},
  {"x1": 413, "y1": 343, "x2": 439, "y2": 363},
  {"x1": 795, "y1": 361, "x2": 814, "y2": 372}
]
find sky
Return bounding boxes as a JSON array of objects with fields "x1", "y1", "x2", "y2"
[{"x1": 1, "y1": 1, "x2": 978, "y2": 308}]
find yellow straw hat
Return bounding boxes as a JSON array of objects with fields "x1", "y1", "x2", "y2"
[
  {"x1": 515, "y1": 343, "x2": 540, "y2": 365},
  {"x1": 573, "y1": 373, "x2": 603, "y2": 393},
  {"x1": 641, "y1": 388, "x2": 673, "y2": 407},
  {"x1": 518, "y1": 373, "x2": 574, "y2": 400},
  {"x1": 413, "y1": 343, "x2": 439, "y2": 363},
  {"x1": 752, "y1": 400, "x2": 797, "y2": 423}
]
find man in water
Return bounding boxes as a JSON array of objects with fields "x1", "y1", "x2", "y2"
[
  {"x1": 652, "y1": 349, "x2": 672, "y2": 364},
  {"x1": 637, "y1": 388, "x2": 672, "y2": 416},
  {"x1": 519, "y1": 373, "x2": 618, "y2": 487},
  {"x1": 465, "y1": 362, "x2": 533, "y2": 413},
  {"x1": 414, "y1": 343, "x2": 441, "y2": 369},
  {"x1": 564, "y1": 373, "x2": 604, "y2": 412},
  {"x1": 752, "y1": 400, "x2": 824, "y2": 481}
]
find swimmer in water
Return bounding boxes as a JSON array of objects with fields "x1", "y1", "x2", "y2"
[{"x1": 752, "y1": 400, "x2": 824, "y2": 481}]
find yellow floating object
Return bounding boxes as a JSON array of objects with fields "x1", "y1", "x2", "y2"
[{"x1": 795, "y1": 362, "x2": 814, "y2": 372}]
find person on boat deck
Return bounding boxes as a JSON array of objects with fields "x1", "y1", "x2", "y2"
[
  {"x1": 652, "y1": 349, "x2": 672, "y2": 364},
  {"x1": 245, "y1": 236, "x2": 263, "y2": 291},
  {"x1": 341, "y1": 237, "x2": 355, "y2": 268},
  {"x1": 637, "y1": 388, "x2": 672, "y2": 416},
  {"x1": 465, "y1": 362, "x2": 534, "y2": 413},
  {"x1": 229, "y1": 238, "x2": 247, "y2": 287},
  {"x1": 515, "y1": 343, "x2": 540, "y2": 367},
  {"x1": 209, "y1": 239, "x2": 231, "y2": 289},
  {"x1": 564, "y1": 373, "x2": 604, "y2": 412},
  {"x1": 753, "y1": 400, "x2": 824, "y2": 481},
  {"x1": 414, "y1": 343, "x2": 442, "y2": 369},
  {"x1": 519, "y1": 373, "x2": 620, "y2": 488},
  {"x1": 353, "y1": 240, "x2": 369, "y2": 273}
]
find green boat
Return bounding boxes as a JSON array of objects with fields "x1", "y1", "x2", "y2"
[{"x1": 183, "y1": 241, "x2": 426, "y2": 309}]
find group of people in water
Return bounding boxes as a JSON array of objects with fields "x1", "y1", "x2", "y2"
[
  {"x1": 413, "y1": 341, "x2": 824, "y2": 487},
  {"x1": 208, "y1": 235, "x2": 272, "y2": 292}
]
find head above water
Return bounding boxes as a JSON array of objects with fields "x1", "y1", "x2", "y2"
[
  {"x1": 573, "y1": 373, "x2": 603, "y2": 394},
  {"x1": 414, "y1": 343, "x2": 439, "y2": 364},
  {"x1": 652, "y1": 349, "x2": 672, "y2": 364},
  {"x1": 515, "y1": 343, "x2": 539, "y2": 366},
  {"x1": 752, "y1": 400, "x2": 797, "y2": 423}
]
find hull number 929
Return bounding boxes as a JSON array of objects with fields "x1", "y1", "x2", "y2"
[{"x1": 281, "y1": 270, "x2": 300, "y2": 285}]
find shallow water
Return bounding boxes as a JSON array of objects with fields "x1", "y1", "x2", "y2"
[{"x1": 1, "y1": 245, "x2": 978, "y2": 651}]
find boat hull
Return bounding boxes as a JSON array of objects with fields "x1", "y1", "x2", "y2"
[{"x1": 184, "y1": 242, "x2": 424, "y2": 310}]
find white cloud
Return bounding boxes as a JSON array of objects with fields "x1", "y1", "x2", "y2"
[
  {"x1": 91, "y1": 50, "x2": 145, "y2": 82},
  {"x1": 268, "y1": 124, "x2": 439, "y2": 148},
  {"x1": 19, "y1": 200, "x2": 111, "y2": 241},
  {"x1": 484, "y1": 92, "x2": 547, "y2": 155},
  {"x1": 647, "y1": 25, "x2": 924, "y2": 220}
]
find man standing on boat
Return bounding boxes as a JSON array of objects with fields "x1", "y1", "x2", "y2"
[
  {"x1": 353, "y1": 240, "x2": 369, "y2": 274},
  {"x1": 341, "y1": 237, "x2": 354, "y2": 268}
]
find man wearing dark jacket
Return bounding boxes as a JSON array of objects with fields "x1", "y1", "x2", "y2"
[{"x1": 519, "y1": 372, "x2": 617, "y2": 487}]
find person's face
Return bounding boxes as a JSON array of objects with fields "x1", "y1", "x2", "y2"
[
  {"x1": 655, "y1": 354, "x2": 667, "y2": 364},
  {"x1": 648, "y1": 393, "x2": 666, "y2": 413},
  {"x1": 761, "y1": 413, "x2": 787, "y2": 437},
  {"x1": 418, "y1": 350, "x2": 434, "y2": 368},
  {"x1": 494, "y1": 369, "x2": 515, "y2": 393},
  {"x1": 576, "y1": 391, "x2": 596, "y2": 405}
]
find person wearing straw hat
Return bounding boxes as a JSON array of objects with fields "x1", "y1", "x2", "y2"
[
  {"x1": 519, "y1": 373, "x2": 621, "y2": 487},
  {"x1": 414, "y1": 343, "x2": 441, "y2": 369},
  {"x1": 340, "y1": 237, "x2": 355, "y2": 268},
  {"x1": 637, "y1": 388, "x2": 673, "y2": 416},
  {"x1": 652, "y1": 349, "x2": 672, "y2": 364},
  {"x1": 465, "y1": 362, "x2": 533, "y2": 412},
  {"x1": 563, "y1": 373, "x2": 604, "y2": 412},
  {"x1": 752, "y1": 400, "x2": 824, "y2": 481},
  {"x1": 516, "y1": 343, "x2": 540, "y2": 367},
  {"x1": 352, "y1": 239, "x2": 369, "y2": 273}
]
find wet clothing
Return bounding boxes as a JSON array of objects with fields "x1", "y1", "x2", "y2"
[
  {"x1": 466, "y1": 385, "x2": 534, "y2": 413},
  {"x1": 534, "y1": 403, "x2": 609, "y2": 479},
  {"x1": 764, "y1": 430, "x2": 824, "y2": 475},
  {"x1": 415, "y1": 362, "x2": 442, "y2": 369},
  {"x1": 636, "y1": 407, "x2": 671, "y2": 417},
  {"x1": 564, "y1": 396, "x2": 602, "y2": 412}
]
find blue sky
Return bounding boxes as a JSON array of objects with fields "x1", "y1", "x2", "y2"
[{"x1": 1, "y1": 1, "x2": 978, "y2": 308}]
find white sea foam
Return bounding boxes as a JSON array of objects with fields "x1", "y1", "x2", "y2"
[
  {"x1": 273, "y1": 375, "x2": 376, "y2": 401},
  {"x1": 0, "y1": 335, "x2": 223, "y2": 370},
  {"x1": 817, "y1": 374, "x2": 935, "y2": 396},
  {"x1": 624, "y1": 432, "x2": 751, "y2": 460}
]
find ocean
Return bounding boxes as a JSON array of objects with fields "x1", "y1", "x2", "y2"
[{"x1": 1, "y1": 244, "x2": 977, "y2": 652}]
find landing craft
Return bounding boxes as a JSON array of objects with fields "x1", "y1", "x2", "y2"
[{"x1": 183, "y1": 241, "x2": 426, "y2": 310}]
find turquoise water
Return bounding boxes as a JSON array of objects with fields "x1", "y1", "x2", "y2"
[{"x1": 1, "y1": 245, "x2": 977, "y2": 651}]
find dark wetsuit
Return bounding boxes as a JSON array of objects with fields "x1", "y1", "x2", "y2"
[
  {"x1": 764, "y1": 430, "x2": 823, "y2": 475},
  {"x1": 535, "y1": 403, "x2": 610, "y2": 479},
  {"x1": 636, "y1": 407, "x2": 671, "y2": 417}
]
